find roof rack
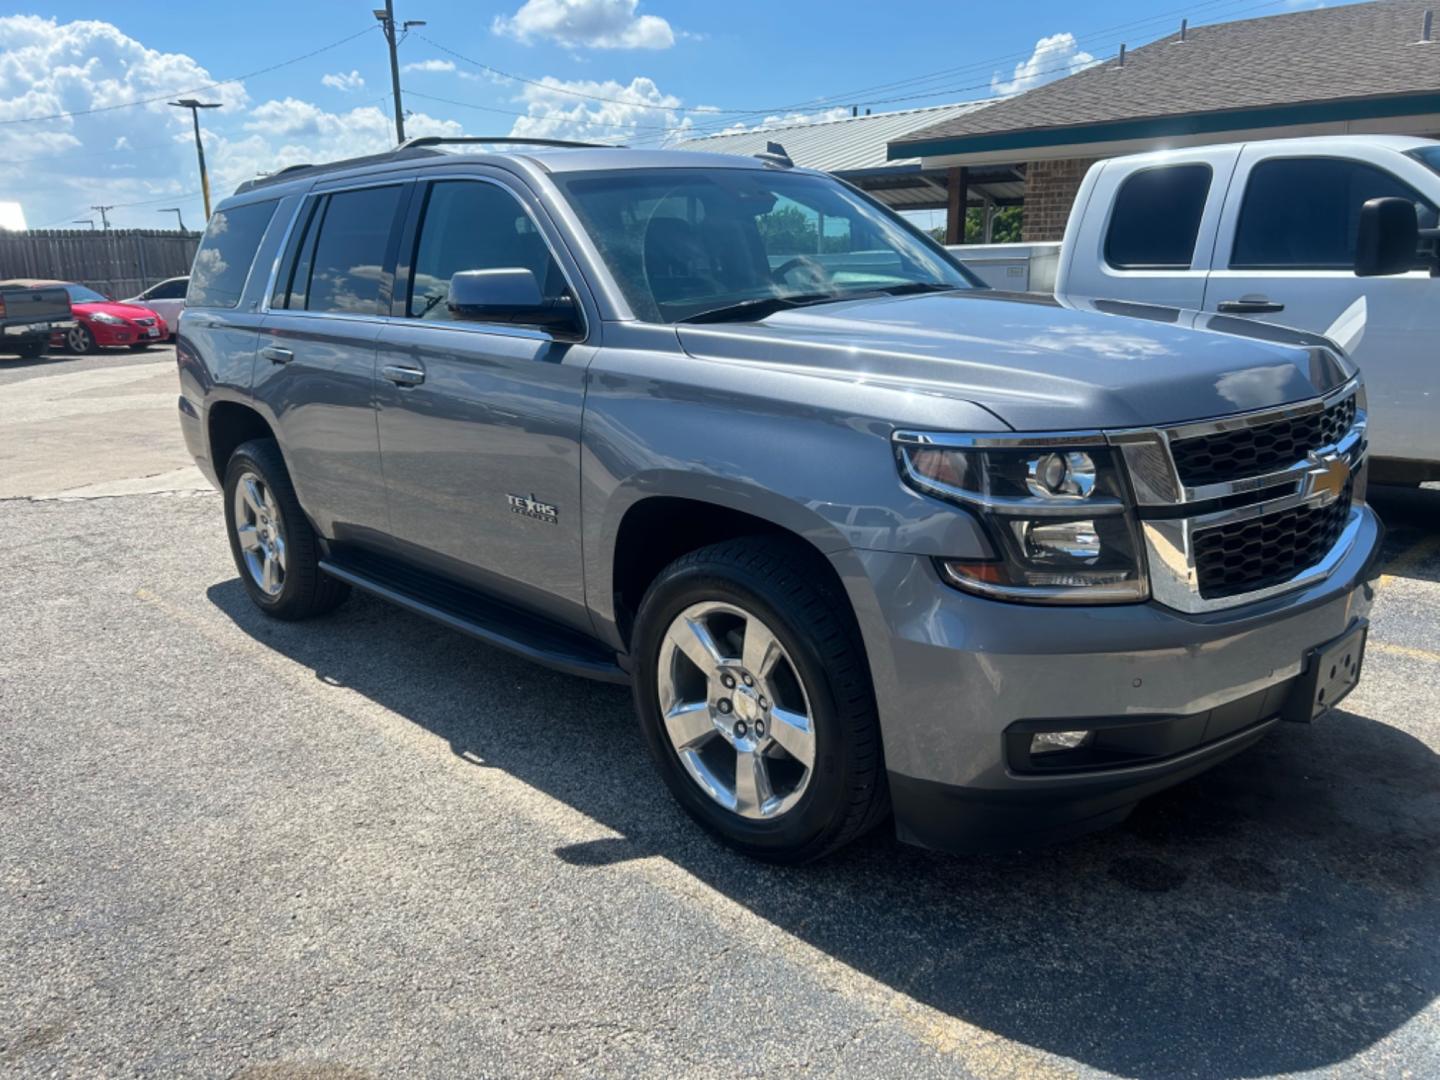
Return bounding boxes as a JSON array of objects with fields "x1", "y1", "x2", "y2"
[
  {"x1": 233, "y1": 136, "x2": 623, "y2": 196},
  {"x1": 398, "y1": 135, "x2": 622, "y2": 151}
]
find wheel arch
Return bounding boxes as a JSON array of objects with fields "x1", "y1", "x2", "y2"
[
  {"x1": 208, "y1": 400, "x2": 277, "y2": 480},
  {"x1": 599, "y1": 481, "x2": 855, "y2": 653}
]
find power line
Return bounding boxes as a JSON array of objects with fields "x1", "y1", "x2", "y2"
[{"x1": 0, "y1": 25, "x2": 378, "y2": 127}]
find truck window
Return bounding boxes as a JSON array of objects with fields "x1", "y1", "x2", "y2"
[
  {"x1": 1104, "y1": 164, "x2": 1212, "y2": 270},
  {"x1": 302, "y1": 185, "x2": 404, "y2": 315},
  {"x1": 188, "y1": 200, "x2": 277, "y2": 309},
  {"x1": 1231, "y1": 157, "x2": 1438, "y2": 270},
  {"x1": 1410, "y1": 145, "x2": 1440, "y2": 177},
  {"x1": 406, "y1": 180, "x2": 568, "y2": 322}
]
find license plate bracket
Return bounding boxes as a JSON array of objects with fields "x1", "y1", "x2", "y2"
[{"x1": 1284, "y1": 621, "x2": 1367, "y2": 722}]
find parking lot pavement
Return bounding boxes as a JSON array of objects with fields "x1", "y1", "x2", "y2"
[{"x1": 2, "y1": 355, "x2": 1438, "y2": 1078}]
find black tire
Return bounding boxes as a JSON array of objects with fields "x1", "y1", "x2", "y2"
[
  {"x1": 223, "y1": 438, "x2": 349, "y2": 620},
  {"x1": 63, "y1": 324, "x2": 94, "y2": 354},
  {"x1": 631, "y1": 536, "x2": 889, "y2": 863},
  {"x1": 15, "y1": 339, "x2": 45, "y2": 359}
]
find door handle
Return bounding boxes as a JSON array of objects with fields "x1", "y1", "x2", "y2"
[
  {"x1": 260, "y1": 345, "x2": 294, "y2": 365},
  {"x1": 382, "y1": 364, "x2": 426, "y2": 387},
  {"x1": 1216, "y1": 297, "x2": 1285, "y2": 315}
]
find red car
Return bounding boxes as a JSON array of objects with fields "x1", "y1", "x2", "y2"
[{"x1": 0, "y1": 279, "x2": 169, "y2": 354}]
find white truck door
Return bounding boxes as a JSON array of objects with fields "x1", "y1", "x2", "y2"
[
  {"x1": 1203, "y1": 145, "x2": 1439, "y2": 468},
  {"x1": 1056, "y1": 146, "x2": 1239, "y2": 309}
]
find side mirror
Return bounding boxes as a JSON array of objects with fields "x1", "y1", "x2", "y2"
[
  {"x1": 447, "y1": 268, "x2": 579, "y2": 335},
  {"x1": 1355, "y1": 197, "x2": 1419, "y2": 277}
]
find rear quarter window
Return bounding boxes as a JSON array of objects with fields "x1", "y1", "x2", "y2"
[
  {"x1": 189, "y1": 200, "x2": 279, "y2": 308},
  {"x1": 1104, "y1": 164, "x2": 1213, "y2": 270}
]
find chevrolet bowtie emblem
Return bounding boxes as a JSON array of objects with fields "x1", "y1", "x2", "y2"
[{"x1": 1301, "y1": 451, "x2": 1351, "y2": 506}]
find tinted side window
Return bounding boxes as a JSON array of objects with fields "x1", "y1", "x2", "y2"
[
  {"x1": 189, "y1": 200, "x2": 277, "y2": 308},
  {"x1": 1104, "y1": 164, "x2": 1212, "y2": 270},
  {"x1": 149, "y1": 279, "x2": 186, "y2": 300},
  {"x1": 1232, "y1": 157, "x2": 1439, "y2": 269},
  {"x1": 407, "y1": 180, "x2": 567, "y2": 321},
  {"x1": 304, "y1": 186, "x2": 404, "y2": 315}
]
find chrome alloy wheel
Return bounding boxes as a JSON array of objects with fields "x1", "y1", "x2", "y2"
[
  {"x1": 233, "y1": 471, "x2": 287, "y2": 597},
  {"x1": 66, "y1": 325, "x2": 91, "y2": 353},
  {"x1": 657, "y1": 601, "x2": 816, "y2": 820}
]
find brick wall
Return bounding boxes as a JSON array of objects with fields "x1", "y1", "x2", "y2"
[{"x1": 1020, "y1": 157, "x2": 1098, "y2": 242}]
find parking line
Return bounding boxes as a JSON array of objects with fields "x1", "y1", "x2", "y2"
[{"x1": 1370, "y1": 640, "x2": 1440, "y2": 665}]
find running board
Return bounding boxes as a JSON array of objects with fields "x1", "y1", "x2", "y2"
[{"x1": 318, "y1": 554, "x2": 628, "y2": 684}]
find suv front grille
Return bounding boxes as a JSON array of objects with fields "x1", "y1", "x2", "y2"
[
  {"x1": 1170, "y1": 396, "x2": 1356, "y2": 487},
  {"x1": 1192, "y1": 482, "x2": 1353, "y2": 600}
]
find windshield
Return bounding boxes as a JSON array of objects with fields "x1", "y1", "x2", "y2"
[
  {"x1": 1411, "y1": 146, "x2": 1440, "y2": 178},
  {"x1": 64, "y1": 284, "x2": 108, "y2": 304},
  {"x1": 553, "y1": 167, "x2": 978, "y2": 323}
]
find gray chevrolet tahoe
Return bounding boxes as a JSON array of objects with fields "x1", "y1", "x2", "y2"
[{"x1": 178, "y1": 136, "x2": 1381, "y2": 862}]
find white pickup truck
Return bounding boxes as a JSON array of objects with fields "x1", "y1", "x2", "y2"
[{"x1": 952, "y1": 135, "x2": 1440, "y2": 484}]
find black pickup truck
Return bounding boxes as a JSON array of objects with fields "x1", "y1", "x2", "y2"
[{"x1": 0, "y1": 280, "x2": 74, "y2": 358}]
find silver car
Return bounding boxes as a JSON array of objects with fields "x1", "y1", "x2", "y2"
[{"x1": 177, "y1": 137, "x2": 1382, "y2": 862}]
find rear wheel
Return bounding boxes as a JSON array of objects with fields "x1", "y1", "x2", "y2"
[
  {"x1": 64, "y1": 324, "x2": 94, "y2": 354},
  {"x1": 14, "y1": 339, "x2": 45, "y2": 359},
  {"x1": 631, "y1": 537, "x2": 888, "y2": 863},
  {"x1": 223, "y1": 439, "x2": 349, "y2": 620}
]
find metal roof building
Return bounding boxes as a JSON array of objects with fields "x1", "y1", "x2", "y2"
[{"x1": 675, "y1": 101, "x2": 1019, "y2": 242}]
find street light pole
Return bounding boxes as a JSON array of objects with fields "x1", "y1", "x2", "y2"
[
  {"x1": 169, "y1": 98, "x2": 221, "y2": 220},
  {"x1": 72, "y1": 219, "x2": 95, "y2": 231},
  {"x1": 159, "y1": 208, "x2": 187, "y2": 233},
  {"x1": 376, "y1": 2, "x2": 406, "y2": 144},
  {"x1": 374, "y1": 4, "x2": 425, "y2": 145}
]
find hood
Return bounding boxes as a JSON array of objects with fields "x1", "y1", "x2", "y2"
[
  {"x1": 675, "y1": 290, "x2": 1355, "y2": 431},
  {"x1": 75, "y1": 300, "x2": 160, "y2": 321}
]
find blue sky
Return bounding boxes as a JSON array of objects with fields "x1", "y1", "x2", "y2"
[{"x1": 0, "y1": 0, "x2": 1332, "y2": 230}]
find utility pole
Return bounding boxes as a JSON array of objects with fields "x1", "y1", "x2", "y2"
[
  {"x1": 91, "y1": 205, "x2": 113, "y2": 230},
  {"x1": 159, "y1": 207, "x2": 187, "y2": 233},
  {"x1": 374, "y1": 3, "x2": 425, "y2": 145},
  {"x1": 169, "y1": 98, "x2": 221, "y2": 220}
]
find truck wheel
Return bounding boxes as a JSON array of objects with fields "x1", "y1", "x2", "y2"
[
  {"x1": 631, "y1": 537, "x2": 889, "y2": 863},
  {"x1": 64, "y1": 325, "x2": 94, "y2": 354},
  {"x1": 15, "y1": 339, "x2": 45, "y2": 359},
  {"x1": 223, "y1": 439, "x2": 349, "y2": 620}
]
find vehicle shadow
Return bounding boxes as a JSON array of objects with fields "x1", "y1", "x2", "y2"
[
  {"x1": 208, "y1": 579, "x2": 1439, "y2": 1078},
  {"x1": 1371, "y1": 484, "x2": 1440, "y2": 582}
]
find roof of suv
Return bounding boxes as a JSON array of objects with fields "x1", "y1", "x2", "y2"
[{"x1": 231, "y1": 141, "x2": 780, "y2": 198}]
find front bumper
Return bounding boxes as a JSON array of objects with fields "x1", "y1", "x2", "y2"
[{"x1": 840, "y1": 504, "x2": 1383, "y2": 852}]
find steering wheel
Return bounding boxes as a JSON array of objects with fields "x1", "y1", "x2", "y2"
[{"x1": 772, "y1": 255, "x2": 833, "y2": 291}]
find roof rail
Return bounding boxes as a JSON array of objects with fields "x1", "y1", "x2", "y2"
[
  {"x1": 232, "y1": 136, "x2": 621, "y2": 197},
  {"x1": 398, "y1": 135, "x2": 622, "y2": 151}
]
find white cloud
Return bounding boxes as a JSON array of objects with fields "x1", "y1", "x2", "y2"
[
  {"x1": 321, "y1": 69, "x2": 365, "y2": 92},
  {"x1": 992, "y1": 32, "x2": 1098, "y2": 97},
  {"x1": 401, "y1": 59, "x2": 456, "y2": 74},
  {"x1": 507, "y1": 74, "x2": 689, "y2": 143},
  {"x1": 493, "y1": 0, "x2": 676, "y2": 50},
  {"x1": 0, "y1": 16, "x2": 459, "y2": 229},
  {"x1": 0, "y1": 14, "x2": 248, "y2": 226}
]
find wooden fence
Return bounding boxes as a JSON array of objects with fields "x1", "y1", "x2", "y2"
[{"x1": 0, "y1": 229, "x2": 200, "y2": 300}]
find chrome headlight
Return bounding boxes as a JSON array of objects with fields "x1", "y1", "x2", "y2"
[{"x1": 894, "y1": 432, "x2": 1148, "y2": 604}]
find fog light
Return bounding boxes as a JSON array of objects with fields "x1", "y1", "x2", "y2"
[
  {"x1": 1031, "y1": 730, "x2": 1091, "y2": 755},
  {"x1": 1014, "y1": 519, "x2": 1102, "y2": 563}
]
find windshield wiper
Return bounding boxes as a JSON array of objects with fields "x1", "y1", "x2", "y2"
[
  {"x1": 870, "y1": 282, "x2": 961, "y2": 296},
  {"x1": 679, "y1": 293, "x2": 836, "y2": 324}
]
